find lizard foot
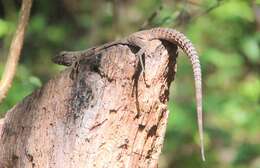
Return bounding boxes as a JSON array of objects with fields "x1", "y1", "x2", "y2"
[
  {"x1": 69, "y1": 60, "x2": 80, "y2": 80},
  {"x1": 136, "y1": 47, "x2": 153, "y2": 86}
]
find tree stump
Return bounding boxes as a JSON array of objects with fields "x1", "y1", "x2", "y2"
[{"x1": 0, "y1": 39, "x2": 177, "y2": 168}]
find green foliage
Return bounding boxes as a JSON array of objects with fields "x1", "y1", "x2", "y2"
[
  {"x1": 0, "y1": 0, "x2": 259, "y2": 167},
  {"x1": 212, "y1": 0, "x2": 254, "y2": 22},
  {"x1": 0, "y1": 64, "x2": 41, "y2": 116},
  {"x1": 241, "y1": 36, "x2": 260, "y2": 63},
  {"x1": 0, "y1": 19, "x2": 9, "y2": 38}
]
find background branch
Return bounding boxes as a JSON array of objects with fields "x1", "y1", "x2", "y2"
[{"x1": 0, "y1": 0, "x2": 33, "y2": 103}]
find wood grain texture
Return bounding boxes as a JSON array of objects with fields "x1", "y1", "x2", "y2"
[{"x1": 0, "y1": 39, "x2": 177, "y2": 168}]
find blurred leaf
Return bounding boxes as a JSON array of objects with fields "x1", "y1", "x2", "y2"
[
  {"x1": 212, "y1": 0, "x2": 253, "y2": 21},
  {"x1": 0, "y1": 19, "x2": 9, "y2": 38},
  {"x1": 240, "y1": 37, "x2": 260, "y2": 63},
  {"x1": 30, "y1": 15, "x2": 46, "y2": 32},
  {"x1": 239, "y1": 75, "x2": 260, "y2": 103},
  {"x1": 78, "y1": 14, "x2": 93, "y2": 29},
  {"x1": 223, "y1": 100, "x2": 248, "y2": 126},
  {"x1": 29, "y1": 76, "x2": 42, "y2": 87},
  {"x1": 168, "y1": 101, "x2": 194, "y2": 132},
  {"x1": 233, "y1": 143, "x2": 260, "y2": 165},
  {"x1": 153, "y1": 6, "x2": 178, "y2": 26},
  {"x1": 46, "y1": 26, "x2": 66, "y2": 43},
  {"x1": 203, "y1": 49, "x2": 243, "y2": 68}
]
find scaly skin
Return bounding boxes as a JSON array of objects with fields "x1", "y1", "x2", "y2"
[
  {"x1": 129, "y1": 27, "x2": 205, "y2": 161},
  {"x1": 54, "y1": 27, "x2": 205, "y2": 161}
]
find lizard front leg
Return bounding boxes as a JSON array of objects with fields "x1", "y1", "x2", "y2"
[{"x1": 126, "y1": 35, "x2": 154, "y2": 83}]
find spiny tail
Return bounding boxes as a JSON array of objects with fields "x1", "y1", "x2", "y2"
[{"x1": 150, "y1": 27, "x2": 205, "y2": 161}]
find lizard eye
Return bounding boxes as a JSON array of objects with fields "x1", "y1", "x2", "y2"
[{"x1": 60, "y1": 52, "x2": 66, "y2": 56}]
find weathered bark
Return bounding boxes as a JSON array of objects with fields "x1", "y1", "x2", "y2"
[
  {"x1": 0, "y1": 119, "x2": 3, "y2": 135},
  {"x1": 0, "y1": 39, "x2": 177, "y2": 168}
]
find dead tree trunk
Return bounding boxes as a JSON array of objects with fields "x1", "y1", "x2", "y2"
[{"x1": 0, "y1": 39, "x2": 177, "y2": 168}]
